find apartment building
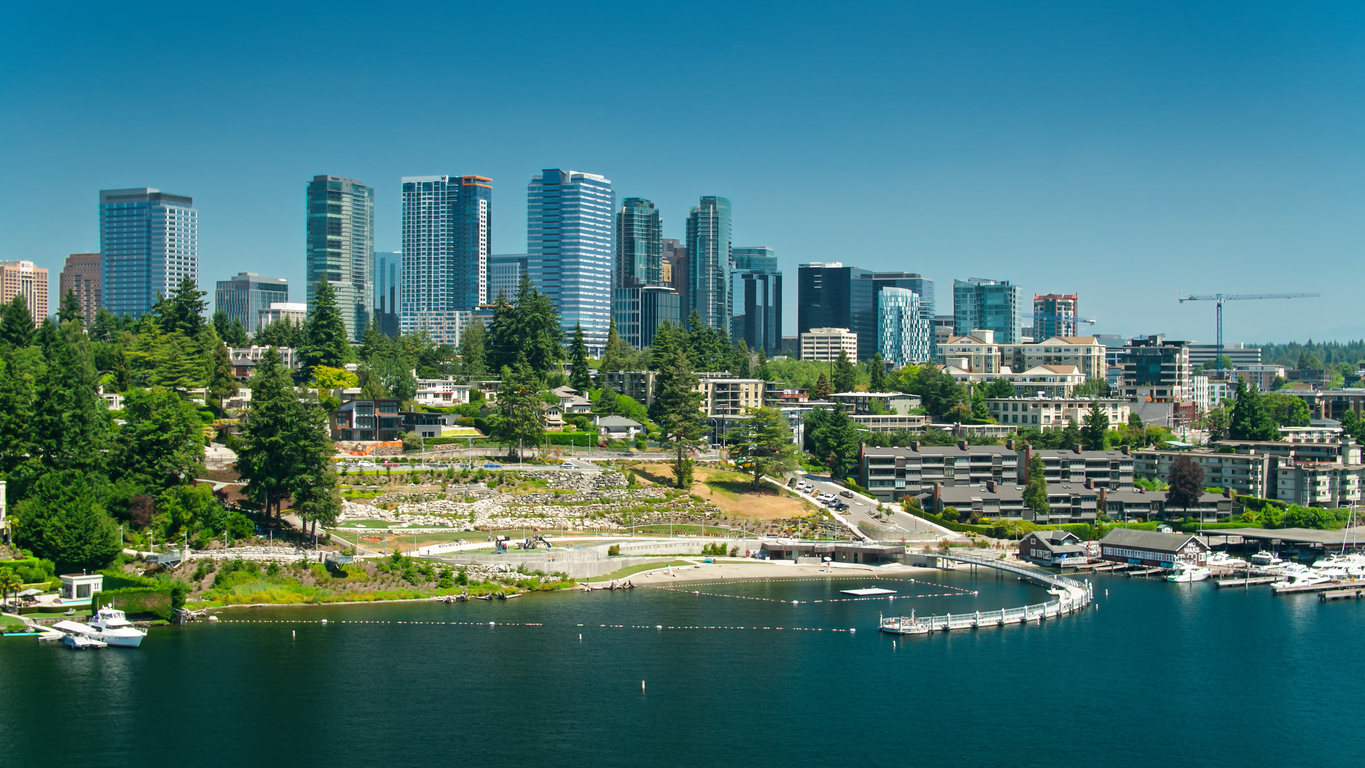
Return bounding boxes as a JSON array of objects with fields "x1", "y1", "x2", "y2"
[
  {"x1": 858, "y1": 442, "x2": 1020, "y2": 502},
  {"x1": 1133, "y1": 448, "x2": 1269, "y2": 498},
  {"x1": 1023, "y1": 444, "x2": 1135, "y2": 489},
  {"x1": 1119, "y1": 335, "x2": 1191, "y2": 403},
  {"x1": 985, "y1": 397, "x2": 1129, "y2": 430},
  {"x1": 801, "y1": 327, "x2": 858, "y2": 362}
]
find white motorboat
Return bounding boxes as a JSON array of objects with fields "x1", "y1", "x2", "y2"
[
  {"x1": 1250, "y1": 552, "x2": 1282, "y2": 568},
  {"x1": 880, "y1": 611, "x2": 929, "y2": 635},
  {"x1": 1166, "y1": 563, "x2": 1211, "y2": 583},
  {"x1": 63, "y1": 634, "x2": 106, "y2": 650},
  {"x1": 1206, "y1": 552, "x2": 1248, "y2": 569},
  {"x1": 1274, "y1": 571, "x2": 1335, "y2": 591},
  {"x1": 53, "y1": 607, "x2": 146, "y2": 648}
]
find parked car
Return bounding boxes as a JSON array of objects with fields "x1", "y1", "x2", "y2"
[
  {"x1": 839, "y1": 490, "x2": 854, "y2": 498},
  {"x1": 484, "y1": 462, "x2": 503, "y2": 469}
]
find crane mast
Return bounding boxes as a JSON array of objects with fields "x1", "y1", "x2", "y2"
[{"x1": 1177, "y1": 292, "x2": 1321, "y2": 373}]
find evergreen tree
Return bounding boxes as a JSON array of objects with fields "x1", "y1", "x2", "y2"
[
  {"x1": 731, "y1": 338, "x2": 751, "y2": 378},
  {"x1": 970, "y1": 385, "x2": 989, "y2": 422},
  {"x1": 114, "y1": 387, "x2": 207, "y2": 492},
  {"x1": 357, "y1": 366, "x2": 390, "y2": 398},
  {"x1": 33, "y1": 318, "x2": 107, "y2": 474},
  {"x1": 812, "y1": 372, "x2": 833, "y2": 400},
  {"x1": 12, "y1": 470, "x2": 121, "y2": 573},
  {"x1": 150, "y1": 331, "x2": 207, "y2": 393},
  {"x1": 0, "y1": 294, "x2": 34, "y2": 349},
  {"x1": 58, "y1": 289, "x2": 84, "y2": 326},
  {"x1": 728, "y1": 406, "x2": 800, "y2": 489},
  {"x1": 284, "y1": 390, "x2": 343, "y2": 543},
  {"x1": 487, "y1": 277, "x2": 563, "y2": 376},
  {"x1": 236, "y1": 348, "x2": 295, "y2": 521},
  {"x1": 1022, "y1": 452, "x2": 1049, "y2": 519},
  {"x1": 832, "y1": 349, "x2": 858, "y2": 393},
  {"x1": 301, "y1": 280, "x2": 350, "y2": 373},
  {"x1": 90, "y1": 307, "x2": 123, "y2": 343},
  {"x1": 807, "y1": 407, "x2": 862, "y2": 480},
  {"x1": 1166, "y1": 455, "x2": 1204, "y2": 515},
  {"x1": 595, "y1": 384, "x2": 621, "y2": 415},
  {"x1": 600, "y1": 317, "x2": 624, "y2": 373},
  {"x1": 1082, "y1": 399, "x2": 1110, "y2": 450},
  {"x1": 868, "y1": 354, "x2": 889, "y2": 392},
  {"x1": 458, "y1": 318, "x2": 488, "y2": 377},
  {"x1": 569, "y1": 323, "x2": 592, "y2": 390},
  {"x1": 1204, "y1": 405, "x2": 1229, "y2": 443},
  {"x1": 1228, "y1": 381, "x2": 1279, "y2": 441},
  {"x1": 0, "y1": 345, "x2": 41, "y2": 477},
  {"x1": 212, "y1": 310, "x2": 233, "y2": 343},
  {"x1": 208, "y1": 341, "x2": 238, "y2": 411},
  {"x1": 490, "y1": 361, "x2": 546, "y2": 460},
  {"x1": 649, "y1": 320, "x2": 677, "y2": 370},
  {"x1": 651, "y1": 348, "x2": 705, "y2": 489},
  {"x1": 755, "y1": 348, "x2": 772, "y2": 381},
  {"x1": 157, "y1": 276, "x2": 209, "y2": 338}
]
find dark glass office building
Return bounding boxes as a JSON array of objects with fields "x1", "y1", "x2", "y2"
[
  {"x1": 685, "y1": 196, "x2": 731, "y2": 330},
  {"x1": 853, "y1": 272, "x2": 935, "y2": 361},
  {"x1": 731, "y1": 247, "x2": 782, "y2": 355},
  {"x1": 616, "y1": 198, "x2": 662, "y2": 289}
]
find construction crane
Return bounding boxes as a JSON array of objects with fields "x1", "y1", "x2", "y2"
[{"x1": 1177, "y1": 292, "x2": 1321, "y2": 372}]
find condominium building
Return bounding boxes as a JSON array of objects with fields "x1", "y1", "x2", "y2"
[
  {"x1": 1133, "y1": 448, "x2": 1269, "y2": 498},
  {"x1": 0, "y1": 260, "x2": 49, "y2": 324},
  {"x1": 528, "y1": 169, "x2": 614, "y2": 354},
  {"x1": 953, "y1": 278, "x2": 1023, "y2": 344},
  {"x1": 373, "y1": 251, "x2": 402, "y2": 337},
  {"x1": 216, "y1": 272, "x2": 288, "y2": 333},
  {"x1": 685, "y1": 196, "x2": 731, "y2": 331},
  {"x1": 1022, "y1": 444, "x2": 1135, "y2": 489},
  {"x1": 1188, "y1": 342, "x2": 1260, "y2": 370},
  {"x1": 698, "y1": 378, "x2": 766, "y2": 417},
  {"x1": 877, "y1": 287, "x2": 930, "y2": 366},
  {"x1": 401, "y1": 175, "x2": 492, "y2": 345},
  {"x1": 58, "y1": 253, "x2": 101, "y2": 324},
  {"x1": 1032, "y1": 293, "x2": 1079, "y2": 339},
  {"x1": 1119, "y1": 335, "x2": 1192, "y2": 402},
  {"x1": 731, "y1": 247, "x2": 782, "y2": 355},
  {"x1": 985, "y1": 397, "x2": 1130, "y2": 430},
  {"x1": 306, "y1": 175, "x2": 374, "y2": 341},
  {"x1": 858, "y1": 443, "x2": 1021, "y2": 503},
  {"x1": 800, "y1": 327, "x2": 858, "y2": 362},
  {"x1": 939, "y1": 330, "x2": 1106, "y2": 381},
  {"x1": 99, "y1": 188, "x2": 197, "y2": 318},
  {"x1": 854, "y1": 272, "x2": 935, "y2": 361}
]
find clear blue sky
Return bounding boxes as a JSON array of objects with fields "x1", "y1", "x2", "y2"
[{"x1": 3, "y1": 0, "x2": 1361, "y2": 343}]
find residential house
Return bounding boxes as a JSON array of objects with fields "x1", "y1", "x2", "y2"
[
  {"x1": 596, "y1": 416, "x2": 643, "y2": 441},
  {"x1": 1018, "y1": 530, "x2": 1087, "y2": 567}
]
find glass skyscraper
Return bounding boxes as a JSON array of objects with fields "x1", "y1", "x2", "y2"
[
  {"x1": 878, "y1": 287, "x2": 930, "y2": 366},
  {"x1": 685, "y1": 196, "x2": 731, "y2": 331},
  {"x1": 527, "y1": 169, "x2": 614, "y2": 354},
  {"x1": 373, "y1": 251, "x2": 402, "y2": 337},
  {"x1": 797, "y1": 262, "x2": 869, "y2": 337},
  {"x1": 99, "y1": 188, "x2": 197, "y2": 318},
  {"x1": 306, "y1": 175, "x2": 375, "y2": 341},
  {"x1": 853, "y1": 272, "x2": 935, "y2": 361},
  {"x1": 488, "y1": 254, "x2": 527, "y2": 302},
  {"x1": 400, "y1": 175, "x2": 493, "y2": 345},
  {"x1": 215, "y1": 272, "x2": 289, "y2": 333},
  {"x1": 616, "y1": 198, "x2": 662, "y2": 288},
  {"x1": 731, "y1": 246, "x2": 782, "y2": 355},
  {"x1": 953, "y1": 278, "x2": 1024, "y2": 344}
]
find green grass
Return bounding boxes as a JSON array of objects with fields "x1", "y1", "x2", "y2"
[
  {"x1": 1, "y1": 614, "x2": 27, "y2": 630},
  {"x1": 629, "y1": 524, "x2": 743, "y2": 537},
  {"x1": 584, "y1": 560, "x2": 694, "y2": 582}
]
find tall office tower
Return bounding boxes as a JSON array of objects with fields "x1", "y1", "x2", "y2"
[
  {"x1": 953, "y1": 278, "x2": 1024, "y2": 344},
  {"x1": 306, "y1": 175, "x2": 375, "y2": 341},
  {"x1": 853, "y1": 272, "x2": 935, "y2": 361},
  {"x1": 0, "y1": 261, "x2": 49, "y2": 325},
  {"x1": 215, "y1": 272, "x2": 288, "y2": 333},
  {"x1": 400, "y1": 175, "x2": 493, "y2": 345},
  {"x1": 685, "y1": 196, "x2": 731, "y2": 330},
  {"x1": 527, "y1": 169, "x2": 614, "y2": 354},
  {"x1": 99, "y1": 188, "x2": 197, "y2": 318},
  {"x1": 797, "y1": 262, "x2": 870, "y2": 341},
  {"x1": 731, "y1": 247, "x2": 783, "y2": 355},
  {"x1": 616, "y1": 198, "x2": 662, "y2": 289},
  {"x1": 58, "y1": 253, "x2": 101, "y2": 324},
  {"x1": 488, "y1": 254, "x2": 527, "y2": 302},
  {"x1": 1033, "y1": 293, "x2": 1079, "y2": 339},
  {"x1": 877, "y1": 287, "x2": 930, "y2": 367},
  {"x1": 614, "y1": 285, "x2": 681, "y2": 349},
  {"x1": 373, "y1": 251, "x2": 402, "y2": 337},
  {"x1": 662, "y1": 238, "x2": 687, "y2": 310}
]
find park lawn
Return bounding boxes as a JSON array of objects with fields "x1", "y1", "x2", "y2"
[
  {"x1": 584, "y1": 560, "x2": 694, "y2": 582},
  {"x1": 626, "y1": 463, "x2": 810, "y2": 521},
  {"x1": 1, "y1": 614, "x2": 27, "y2": 630}
]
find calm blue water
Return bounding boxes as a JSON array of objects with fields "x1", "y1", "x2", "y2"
[{"x1": 3, "y1": 570, "x2": 1362, "y2": 766}]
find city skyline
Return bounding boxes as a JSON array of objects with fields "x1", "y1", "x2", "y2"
[{"x1": 4, "y1": 2, "x2": 1361, "y2": 343}]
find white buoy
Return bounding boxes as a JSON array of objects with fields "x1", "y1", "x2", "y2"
[
  {"x1": 579, "y1": 634, "x2": 582, "y2": 641},
  {"x1": 320, "y1": 619, "x2": 327, "y2": 624},
  {"x1": 641, "y1": 680, "x2": 646, "y2": 691},
  {"x1": 850, "y1": 628, "x2": 856, "y2": 633},
  {"x1": 291, "y1": 630, "x2": 295, "y2": 638}
]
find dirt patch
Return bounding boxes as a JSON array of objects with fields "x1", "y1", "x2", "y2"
[{"x1": 625, "y1": 463, "x2": 811, "y2": 521}]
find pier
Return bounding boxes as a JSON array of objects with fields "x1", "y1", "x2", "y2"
[
  {"x1": 1319, "y1": 588, "x2": 1365, "y2": 602},
  {"x1": 880, "y1": 553, "x2": 1093, "y2": 635},
  {"x1": 1213, "y1": 576, "x2": 1280, "y2": 588}
]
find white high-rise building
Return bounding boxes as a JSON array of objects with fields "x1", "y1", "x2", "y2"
[{"x1": 100, "y1": 188, "x2": 197, "y2": 319}]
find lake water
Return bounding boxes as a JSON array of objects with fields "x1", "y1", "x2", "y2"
[{"x1": 4, "y1": 568, "x2": 1363, "y2": 766}]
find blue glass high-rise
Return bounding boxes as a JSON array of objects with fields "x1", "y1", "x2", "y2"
[
  {"x1": 215, "y1": 272, "x2": 288, "y2": 334},
  {"x1": 686, "y1": 196, "x2": 731, "y2": 331},
  {"x1": 99, "y1": 188, "x2": 197, "y2": 318},
  {"x1": 617, "y1": 198, "x2": 662, "y2": 289},
  {"x1": 878, "y1": 287, "x2": 931, "y2": 366},
  {"x1": 400, "y1": 175, "x2": 493, "y2": 345},
  {"x1": 731, "y1": 246, "x2": 782, "y2": 355},
  {"x1": 528, "y1": 169, "x2": 615, "y2": 354},
  {"x1": 306, "y1": 176, "x2": 375, "y2": 341},
  {"x1": 954, "y1": 278, "x2": 1024, "y2": 344}
]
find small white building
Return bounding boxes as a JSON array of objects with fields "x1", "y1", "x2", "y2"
[
  {"x1": 800, "y1": 327, "x2": 858, "y2": 362},
  {"x1": 596, "y1": 416, "x2": 644, "y2": 441},
  {"x1": 414, "y1": 378, "x2": 472, "y2": 407},
  {"x1": 256, "y1": 301, "x2": 307, "y2": 331},
  {"x1": 59, "y1": 573, "x2": 104, "y2": 603}
]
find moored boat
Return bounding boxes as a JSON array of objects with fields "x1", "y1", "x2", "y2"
[
  {"x1": 879, "y1": 612, "x2": 929, "y2": 635},
  {"x1": 53, "y1": 607, "x2": 147, "y2": 648},
  {"x1": 1166, "y1": 563, "x2": 1211, "y2": 583}
]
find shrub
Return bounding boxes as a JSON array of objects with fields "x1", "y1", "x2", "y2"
[{"x1": 607, "y1": 544, "x2": 621, "y2": 557}]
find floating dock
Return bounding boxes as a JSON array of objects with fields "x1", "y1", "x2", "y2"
[
  {"x1": 1272, "y1": 580, "x2": 1358, "y2": 595},
  {"x1": 1127, "y1": 567, "x2": 1166, "y2": 578},
  {"x1": 1319, "y1": 588, "x2": 1365, "y2": 602},
  {"x1": 1213, "y1": 577, "x2": 1281, "y2": 588}
]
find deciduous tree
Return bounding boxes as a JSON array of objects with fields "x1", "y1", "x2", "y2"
[{"x1": 1166, "y1": 455, "x2": 1204, "y2": 516}]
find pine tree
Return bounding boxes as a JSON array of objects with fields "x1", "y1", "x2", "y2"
[
  {"x1": 212, "y1": 310, "x2": 232, "y2": 343},
  {"x1": 600, "y1": 317, "x2": 624, "y2": 373},
  {"x1": 649, "y1": 320, "x2": 677, "y2": 370},
  {"x1": 807, "y1": 407, "x2": 862, "y2": 480},
  {"x1": 490, "y1": 361, "x2": 546, "y2": 460},
  {"x1": 1228, "y1": 381, "x2": 1279, "y2": 441},
  {"x1": 301, "y1": 280, "x2": 351, "y2": 373},
  {"x1": 114, "y1": 386, "x2": 206, "y2": 492},
  {"x1": 869, "y1": 354, "x2": 888, "y2": 392},
  {"x1": 1082, "y1": 399, "x2": 1110, "y2": 450},
  {"x1": 58, "y1": 289, "x2": 84, "y2": 326},
  {"x1": 1023, "y1": 452, "x2": 1050, "y2": 519},
  {"x1": 832, "y1": 349, "x2": 858, "y2": 393},
  {"x1": 812, "y1": 372, "x2": 833, "y2": 399},
  {"x1": 458, "y1": 318, "x2": 488, "y2": 377},
  {"x1": 727, "y1": 405, "x2": 799, "y2": 489},
  {"x1": 208, "y1": 341, "x2": 238, "y2": 411},
  {"x1": 12, "y1": 470, "x2": 121, "y2": 573},
  {"x1": 0, "y1": 294, "x2": 34, "y2": 348},
  {"x1": 569, "y1": 323, "x2": 592, "y2": 390},
  {"x1": 151, "y1": 331, "x2": 207, "y2": 393},
  {"x1": 285, "y1": 390, "x2": 342, "y2": 543},
  {"x1": 730, "y1": 338, "x2": 751, "y2": 378},
  {"x1": 0, "y1": 345, "x2": 41, "y2": 477},
  {"x1": 237, "y1": 348, "x2": 295, "y2": 521},
  {"x1": 158, "y1": 276, "x2": 209, "y2": 338},
  {"x1": 33, "y1": 317, "x2": 108, "y2": 474},
  {"x1": 651, "y1": 348, "x2": 705, "y2": 488}
]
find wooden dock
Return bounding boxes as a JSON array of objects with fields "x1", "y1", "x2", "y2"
[
  {"x1": 1320, "y1": 588, "x2": 1365, "y2": 602},
  {"x1": 1127, "y1": 567, "x2": 1166, "y2": 578},
  {"x1": 1214, "y1": 576, "x2": 1281, "y2": 588},
  {"x1": 1272, "y1": 580, "x2": 1355, "y2": 595}
]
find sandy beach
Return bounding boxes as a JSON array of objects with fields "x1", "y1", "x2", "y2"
[{"x1": 625, "y1": 559, "x2": 938, "y2": 584}]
